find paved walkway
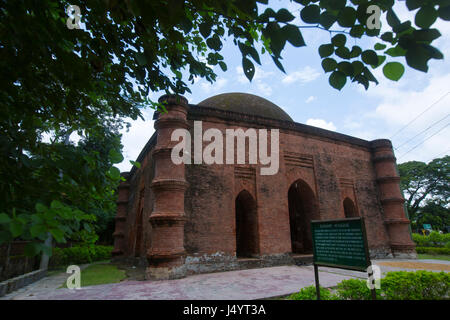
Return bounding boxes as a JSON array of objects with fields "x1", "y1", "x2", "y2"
[{"x1": 2, "y1": 259, "x2": 448, "y2": 300}]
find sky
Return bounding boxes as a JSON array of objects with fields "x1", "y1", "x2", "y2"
[{"x1": 116, "y1": 1, "x2": 450, "y2": 172}]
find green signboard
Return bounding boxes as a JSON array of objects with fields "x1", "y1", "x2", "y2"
[
  {"x1": 423, "y1": 224, "x2": 432, "y2": 230},
  {"x1": 311, "y1": 217, "x2": 371, "y2": 272}
]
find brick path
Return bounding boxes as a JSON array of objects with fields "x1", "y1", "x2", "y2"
[{"x1": 1, "y1": 259, "x2": 448, "y2": 300}]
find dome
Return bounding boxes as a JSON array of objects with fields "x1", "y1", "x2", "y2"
[{"x1": 197, "y1": 92, "x2": 293, "y2": 122}]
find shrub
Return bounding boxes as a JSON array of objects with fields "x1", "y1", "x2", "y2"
[
  {"x1": 412, "y1": 232, "x2": 450, "y2": 248},
  {"x1": 335, "y1": 278, "x2": 380, "y2": 300},
  {"x1": 50, "y1": 245, "x2": 113, "y2": 268},
  {"x1": 287, "y1": 271, "x2": 450, "y2": 300},
  {"x1": 381, "y1": 271, "x2": 450, "y2": 300},
  {"x1": 287, "y1": 285, "x2": 337, "y2": 300},
  {"x1": 415, "y1": 247, "x2": 450, "y2": 255}
]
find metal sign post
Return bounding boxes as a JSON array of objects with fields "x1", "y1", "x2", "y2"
[{"x1": 311, "y1": 217, "x2": 377, "y2": 300}]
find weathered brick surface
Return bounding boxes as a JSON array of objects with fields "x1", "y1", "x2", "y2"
[{"x1": 113, "y1": 95, "x2": 416, "y2": 277}]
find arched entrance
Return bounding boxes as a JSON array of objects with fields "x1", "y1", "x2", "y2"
[
  {"x1": 288, "y1": 180, "x2": 319, "y2": 254},
  {"x1": 235, "y1": 190, "x2": 259, "y2": 258},
  {"x1": 343, "y1": 198, "x2": 358, "y2": 218}
]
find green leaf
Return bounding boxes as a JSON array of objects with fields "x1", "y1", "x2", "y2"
[
  {"x1": 415, "y1": 6, "x2": 438, "y2": 29},
  {"x1": 335, "y1": 46, "x2": 351, "y2": 59},
  {"x1": 276, "y1": 8, "x2": 295, "y2": 22},
  {"x1": 10, "y1": 220, "x2": 23, "y2": 237},
  {"x1": 301, "y1": 5, "x2": 321, "y2": 24},
  {"x1": 107, "y1": 166, "x2": 121, "y2": 180},
  {"x1": 24, "y1": 242, "x2": 41, "y2": 257},
  {"x1": 218, "y1": 61, "x2": 227, "y2": 72},
  {"x1": 83, "y1": 223, "x2": 92, "y2": 233},
  {"x1": 242, "y1": 57, "x2": 255, "y2": 81},
  {"x1": 0, "y1": 213, "x2": 11, "y2": 224},
  {"x1": 406, "y1": 0, "x2": 421, "y2": 11},
  {"x1": 322, "y1": 58, "x2": 337, "y2": 73},
  {"x1": 349, "y1": 46, "x2": 362, "y2": 58},
  {"x1": 361, "y1": 50, "x2": 378, "y2": 65},
  {"x1": 363, "y1": 67, "x2": 379, "y2": 84},
  {"x1": 351, "y1": 61, "x2": 364, "y2": 75},
  {"x1": 349, "y1": 25, "x2": 365, "y2": 38},
  {"x1": 405, "y1": 46, "x2": 430, "y2": 72},
  {"x1": 374, "y1": 43, "x2": 387, "y2": 51},
  {"x1": 331, "y1": 34, "x2": 346, "y2": 47},
  {"x1": 329, "y1": 71, "x2": 347, "y2": 90},
  {"x1": 0, "y1": 231, "x2": 12, "y2": 245},
  {"x1": 129, "y1": 160, "x2": 141, "y2": 168},
  {"x1": 381, "y1": 32, "x2": 394, "y2": 43},
  {"x1": 50, "y1": 228, "x2": 64, "y2": 242},
  {"x1": 135, "y1": 52, "x2": 147, "y2": 66},
  {"x1": 328, "y1": 0, "x2": 346, "y2": 10},
  {"x1": 386, "y1": 9, "x2": 401, "y2": 28},
  {"x1": 319, "y1": 44, "x2": 334, "y2": 58},
  {"x1": 372, "y1": 55, "x2": 386, "y2": 68},
  {"x1": 199, "y1": 21, "x2": 212, "y2": 38},
  {"x1": 393, "y1": 21, "x2": 413, "y2": 34},
  {"x1": 412, "y1": 29, "x2": 441, "y2": 43},
  {"x1": 50, "y1": 200, "x2": 64, "y2": 210},
  {"x1": 385, "y1": 46, "x2": 407, "y2": 57},
  {"x1": 282, "y1": 25, "x2": 305, "y2": 47},
  {"x1": 337, "y1": 62, "x2": 353, "y2": 76},
  {"x1": 438, "y1": 6, "x2": 450, "y2": 21},
  {"x1": 36, "y1": 203, "x2": 48, "y2": 213},
  {"x1": 271, "y1": 56, "x2": 286, "y2": 73},
  {"x1": 337, "y1": 7, "x2": 356, "y2": 28},
  {"x1": 206, "y1": 35, "x2": 222, "y2": 51},
  {"x1": 109, "y1": 149, "x2": 124, "y2": 164},
  {"x1": 30, "y1": 224, "x2": 47, "y2": 238},
  {"x1": 383, "y1": 62, "x2": 405, "y2": 81},
  {"x1": 320, "y1": 11, "x2": 337, "y2": 29}
]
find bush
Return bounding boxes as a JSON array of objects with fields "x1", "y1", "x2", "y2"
[
  {"x1": 336, "y1": 278, "x2": 380, "y2": 300},
  {"x1": 50, "y1": 245, "x2": 113, "y2": 267},
  {"x1": 415, "y1": 247, "x2": 450, "y2": 255},
  {"x1": 381, "y1": 271, "x2": 450, "y2": 300},
  {"x1": 412, "y1": 232, "x2": 450, "y2": 248},
  {"x1": 287, "y1": 271, "x2": 450, "y2": 300},
  {"x1": 287, "y1": 285, "x2": 337, "y2": 300}
]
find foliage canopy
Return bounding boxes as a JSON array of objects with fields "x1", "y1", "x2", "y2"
[{"x1": 1, "y1": 0, "x2": 449, "y2": 254}]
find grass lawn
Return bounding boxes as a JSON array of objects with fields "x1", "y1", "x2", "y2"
[
  {"x1": 61, "y1": 263, "x2": 127, "y2": 288},
  {"x1": 418, "y1": 254, "x2": 450, "y2": 261}
]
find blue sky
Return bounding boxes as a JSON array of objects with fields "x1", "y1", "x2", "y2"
[{"x1": 117, "y1": 1, "x2": 450, "y2": 172}]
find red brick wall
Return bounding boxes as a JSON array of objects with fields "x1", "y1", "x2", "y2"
[
  {"x1": 183, "y1": 116, "x2": 391, "y2": 257},
  {"x1": 116, "y1": 108, "x2": 406, "y2": 265}
]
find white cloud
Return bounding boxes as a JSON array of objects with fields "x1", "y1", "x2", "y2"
[
  {"x1": 305, "y1": 96, "x2": 315, "y2": 103},
  {"x1": 199, "y1": 77, "x2": 228, "y2": 94},
  {"x1": 282, "y1": 66, "x2": 320, "y2": 84},
  {"x1": 117, "y1": 108, "x2": 156, "y2": 172},
  {"x1": 306, "y1": 118, "x2": 337, "y2": 131},
  {"x1": 236, "y1": 65, "x2": 274, "y2": 84},
  {"x1": 256, "y1": 81, "x2": 273, "y2": 96},
  {"x1": 355, "y1": 71, "x2": 450, "y2": 163}
]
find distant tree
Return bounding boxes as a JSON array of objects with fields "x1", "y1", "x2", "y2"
[
  {"x1": 1, "y1": 0, "x2": 449, "y2": 255},
  {"x1": 411, "y1": 201, "x2": 450, "y2": 231},
  {"x1": 398, "y1": 156, "x2": 450, "y2": 230}
]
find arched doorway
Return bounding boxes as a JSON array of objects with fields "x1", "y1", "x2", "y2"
[
  {"x1": 343, "y1": 198, "x2": 358, "y2": 218},
  {"x1": 235, "y1": 190, "x2": 259, "y2": 258},
  {"x1": 288, "y1": 180, "x2": 319, "y2": 254}
]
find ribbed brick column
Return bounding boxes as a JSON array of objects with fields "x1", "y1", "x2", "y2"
[
  {"x1": 146, "y1": 95, "x2": 189, "y2": 280},
  {"x1": 112, "y1": 172, "x2": 130, "y2": 257},
  {"x1": 371, "y1": 139, "x2": 416, "y2": 258}
]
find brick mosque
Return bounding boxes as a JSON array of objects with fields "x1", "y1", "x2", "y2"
[{"x1": 112, "y1": 92, "x2": 416, "y2": 280}]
